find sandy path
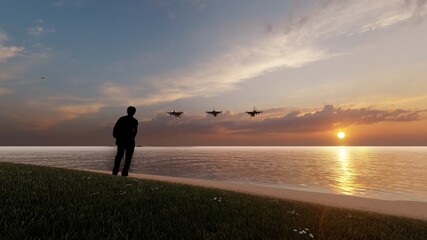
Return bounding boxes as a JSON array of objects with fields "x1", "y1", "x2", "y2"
[{"x1": 81, "y1": 169, "x2": 427, "y2": 221}]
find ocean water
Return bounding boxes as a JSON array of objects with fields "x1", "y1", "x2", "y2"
[{"x1": 1, "y1": 146, "x2": 426, "y2": 202}]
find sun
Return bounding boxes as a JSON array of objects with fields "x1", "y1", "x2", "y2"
[{"x1": 337, "y1": 131, "x2": 346, "y2": 139}]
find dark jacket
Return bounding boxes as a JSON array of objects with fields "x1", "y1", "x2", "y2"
[{"x1": 113, "y1": 116, "x2": 138, "y2": 145}]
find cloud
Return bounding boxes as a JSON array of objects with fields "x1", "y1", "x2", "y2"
[
  {"x1": 0, "y1": 45, "x2": 23, "y2": 61},
  {"x1": 28, "y1": 26, "x2": 46, "y2": 37},
  {"x1": 27, "y1": 20, "x2": 55, "y2": 38},
  {"x1": 25, "y1": 101, "x2": 104, "y2": 129},
  {"x1": 52, "y1": 0, "x2": 86, "y2": 8},
  {"x1": 99, "y1": 31, "x2": 329, "y2": 107},
  {"x1": 56, "y1": 103, "x2": 105, "y2": 121},
  {"x1": 142, "y1": 105, "x2": 425, "y2": 136},
  {"x1": 405, "y1": 0, "x2": 427, "y2": 15},
  {"x1": 0, "y1": 87, "x2": 12, "y2": 95},
  {"x1": 0, "y1": 95, "x2": 104, "y2": 130},
  {"x1": 101, "y1": 0, "x2": 427, "y2": 107},
  {"x1": 238, "y1": 105, "x2": 424, "y2": 134},
  {"x1": 0, "y1": 32, "x2": 24, "y2": 62},
  {"x1": 144, "y1": 43, "x2": 327, "y2": 101},
  {"x1": 157, "y1": 0, "x2": 209, "y2": 8},
  {"x1": 0, "y1": 104, "x2": 424, "y2": 146},
  {"x1": 0, "y1": 52, "x2": 49, "y2": 82},
  {"x1": 359, "y1": 0, "x2": 427, "y2": 32}
]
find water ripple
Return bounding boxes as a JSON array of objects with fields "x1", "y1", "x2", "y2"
[{"x1": 1, "y1": 146, "x2": 426, "y2": 202}]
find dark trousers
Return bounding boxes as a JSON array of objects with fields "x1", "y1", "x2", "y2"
[{"x1": 112, "y1": 143, "x2": 135, "y2": 176}]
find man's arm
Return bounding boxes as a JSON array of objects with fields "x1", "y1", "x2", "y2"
[
  {"x1": 132, "y1": 123, "x2": 138, "y2": 139},
  {"x1": 113, "y1": 118, "x2": 122, "y2": 138}
]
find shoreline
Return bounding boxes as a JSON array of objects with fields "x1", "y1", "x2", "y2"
[{"x1": 81, "y1": 169, "x2": 427, "y2": 221}]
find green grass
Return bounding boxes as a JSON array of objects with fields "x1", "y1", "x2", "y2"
[{"x1": 0, "y1": 162, "x2": 426, "y2": 239}]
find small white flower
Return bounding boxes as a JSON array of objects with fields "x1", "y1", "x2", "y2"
[{"x1": 309, "y1": 233, "x2": 314, "y2": 238}]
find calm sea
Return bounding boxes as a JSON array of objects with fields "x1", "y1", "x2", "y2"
[{"x1": 1, "y1": 146, "x2": 426, "y2": 202}]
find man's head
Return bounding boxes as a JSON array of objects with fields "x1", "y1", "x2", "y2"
[{"x1": 127, "y1": 106, "x2": 136, "y2": 116}]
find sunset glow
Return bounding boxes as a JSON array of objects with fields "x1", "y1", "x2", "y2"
[
  {"x1": 0, "y1": 1, "x2": 426, "y2": 146},
  {"x1": 337, "y1": 132, "x2": 346, "y2": 139}
]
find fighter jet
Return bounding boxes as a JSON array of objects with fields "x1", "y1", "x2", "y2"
[
  {"x1": 206, "y1": 107, "x2": 222, "y2": 117},
  {"x1": 166, "y1": 110, "x2": 183, "y2": 117},
  {"x1": 246, "y1": 107, "x2": 263, "y2": 117}
]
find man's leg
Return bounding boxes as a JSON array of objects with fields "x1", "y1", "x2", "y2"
[
  {"x1": 121, "y1": 143, "x2": 135, "y2": 177},
  {"x1": 112, "y1": 145, "x2": 125, "y2": 175}
]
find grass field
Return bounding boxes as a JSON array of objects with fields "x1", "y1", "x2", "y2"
[{"x1": 0, "y1": 162, "x2": 426, "y2": 239}]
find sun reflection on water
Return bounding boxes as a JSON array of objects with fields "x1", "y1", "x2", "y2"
[
  {"x1": 336, "y1": 147, "x2": 355, "y2": 195},
  {"x1": 2, "y1": 146, "x2": 427, "y2": 201}
]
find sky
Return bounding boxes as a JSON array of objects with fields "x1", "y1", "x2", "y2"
[{"x1": 0, "y1": 0, "x2": 427, "y2": 146}]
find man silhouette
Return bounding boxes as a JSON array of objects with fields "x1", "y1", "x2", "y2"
[{"x1": 112, "y1": 106, "x2": 138, "y2": 176}]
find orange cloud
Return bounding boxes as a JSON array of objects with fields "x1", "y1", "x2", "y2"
[{"x1": 142, "y1": 105, "x2": 425, "y2": 136}]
